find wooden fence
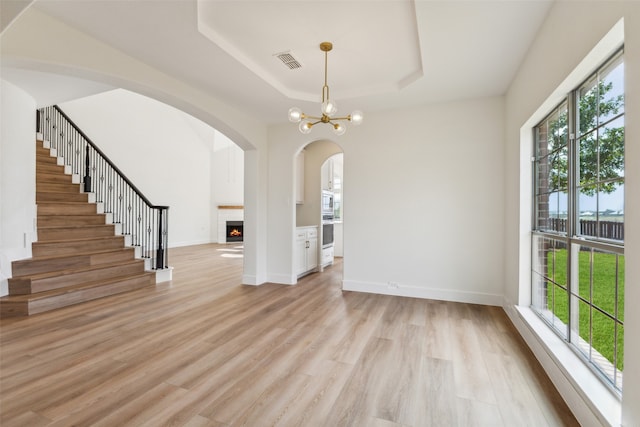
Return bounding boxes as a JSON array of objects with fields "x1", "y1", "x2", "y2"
[{"x1": 548, "y1": 218, "x2": 624, "y2": 240}]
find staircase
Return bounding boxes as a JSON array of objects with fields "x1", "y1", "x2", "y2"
[{"x1": 0, "y1": 140, "x2": 157, "y2": 317}]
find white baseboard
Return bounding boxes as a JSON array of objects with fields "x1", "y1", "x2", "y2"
[
  {"x1": 503, "y1": 304, "x2": 621, "y2": 427},
  {"x1": 168, "y1": 239, "x2": 212, "y2": 248},
  {"x1": 341, "y1": 279, "x2": 503, "y2": 306},
  {"x1": 242, "y1": 274, "x2": 258, "y2": 285},
  {"x1": 266, "y1": 273, "x2": 296, "y2": 285}
]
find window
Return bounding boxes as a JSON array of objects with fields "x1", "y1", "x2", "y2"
[{"x1": 531, "y1": 50, "x2": 624, "y2": 392}]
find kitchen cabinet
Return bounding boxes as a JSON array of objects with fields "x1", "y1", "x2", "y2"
[
  {"x1": 321, "y1": 245, "x2": 334, "y2": 267},
  {"x1": 321, "y1": 157, "x2": 334, "y2": 190},
  {"x1": 296, "y1": 226, "x2": 318, "y2": 277},
  {"x1": 295, "y1": 150, "x2": 305, "y2": 204}
]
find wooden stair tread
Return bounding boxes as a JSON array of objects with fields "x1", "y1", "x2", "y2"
[
  {"x1": 11, "y1": 248, "x2": 136, "y2": 276},
  {"x1": 33, "y1": 235, "x2": 124, "y2": 244},
  {"x1": 10, "y1": 259, "x2": 144, "y2": 281},
  {"x1": 14, "y1": 247, "x2": 134, "y2": 264},
  {"x1": 36, "y1": 224, "x2": 113, "y2": 230},
  {"x1": 1, "y1": 272, "x2": 155, "y2": 302},
  {"x1": 37, "y1": 201, "x2": 92, "y2": 206},
  {"x1": 37, "y1": 190, "x2": 85, "y2": 195}
]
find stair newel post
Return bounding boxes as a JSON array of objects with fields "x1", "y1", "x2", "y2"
[
  {"x1": 83, "y1": 144, "x2": 92, "y2": 193},
  {"x1": 156, "y1": 208, "x2": 166, "y2": 269}
]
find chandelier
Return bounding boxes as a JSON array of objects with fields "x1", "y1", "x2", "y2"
[{"x1": 288, "y1": 42, "x2": 363, "y2": 135}]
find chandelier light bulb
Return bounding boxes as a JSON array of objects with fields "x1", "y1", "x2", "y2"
[
  {"x1": 321, "y1": 99, "x2": 338, "y2": 116},
  {"x1": 288, "y1": 107, "x2": 303, "y2": 123},
  {"x1": 333, "y1": 123, "x2": 346, "y2": 136},
  {"x1": 350, "y1": 110, "x2": 364, "y2": 125},
  {"x1": 299, "y1": 120, "x2": 313, "y2": 134}
]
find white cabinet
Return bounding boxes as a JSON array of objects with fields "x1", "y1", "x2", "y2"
[
  {"x1": 295, "y1": 150, "x2": 305, "y2": 204},
  {"x1": 296, "y1": 226, "x2": 318, "y2": 277},
  {"x1": 321, "y1": 157, "x2": 334, "y2": 190},
  {"x1": 321, "y1": 245, "x2": 334, "y2": 267}
]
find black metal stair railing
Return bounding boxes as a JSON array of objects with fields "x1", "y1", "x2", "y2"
[{"x1": 36, "y1": 105, "x2": 169, "y2": 269}]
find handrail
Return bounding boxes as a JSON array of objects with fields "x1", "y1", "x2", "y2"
[{"x1": 37, "y1": 106, "x2": 169, "y2": 269}]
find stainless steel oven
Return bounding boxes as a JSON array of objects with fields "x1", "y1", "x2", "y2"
[
  {"x1": 322, "y1": 221, "x2": 334, "y2": 248},
  {"x1": 321, "y1": 190, "x2": 334, "y2": 216}
]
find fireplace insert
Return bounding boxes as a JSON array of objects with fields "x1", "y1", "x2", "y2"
[{"x1": 226, "y1": 221, "x2": 243, "y2": 242}]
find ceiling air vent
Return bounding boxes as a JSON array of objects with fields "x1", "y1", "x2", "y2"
[{"x1": 275, "y1": 52, "x2": 302, "y2": 70}]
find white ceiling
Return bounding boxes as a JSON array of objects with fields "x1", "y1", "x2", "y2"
[{"x1": 4, "y1": 0, "x2": 554, "y2": 125}]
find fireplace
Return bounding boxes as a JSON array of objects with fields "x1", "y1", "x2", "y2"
[{"x1": 225, "y1": 221, "x2": 244, "y2": 242}]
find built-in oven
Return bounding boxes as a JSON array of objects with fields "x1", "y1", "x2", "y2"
[
  {"x1": 321, "y1": 190, "x2": 334, "y2": 249},
  {"x1": 322, "y1": 221, "x2": 334, "y2": 248},
  {"x1": 321, "y1": 190, "x2": 334, "y2": 216}
]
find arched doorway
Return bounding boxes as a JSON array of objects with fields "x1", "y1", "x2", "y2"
[{"x1": 294, "y1": 140, "x2": 343, "y2": 283}]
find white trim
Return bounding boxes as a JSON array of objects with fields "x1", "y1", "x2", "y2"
[
  {"x1": 168, "y1": 239, "x2": 211, "y2": 248},
  {"x1": 266, "y1": 273, "x2": 296, "y2": 285},
  {"x1": 504, "y1": 304, "x2": 621, "y2": 427},
  {"x1": 242, "y1": 274, "x2": 258, "y2": 285},
  {"x1": 154, "y1": 267, "x2": 173, "y2": 283},
  {"x1": 342, "y1": 280, "x2": 503, "y2": 306}
]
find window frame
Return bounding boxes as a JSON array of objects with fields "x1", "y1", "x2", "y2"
[{"x1": 531, "y1": 48, "x2": 625, "y2": 394}]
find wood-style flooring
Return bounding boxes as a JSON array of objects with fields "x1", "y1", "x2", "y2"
[{"x1": 0, "y1": 244, "x2": 578, "y2": 426}]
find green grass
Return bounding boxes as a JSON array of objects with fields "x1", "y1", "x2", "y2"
[{"x1": 546, "y1": 248, "x2": 625, "y2": 372}]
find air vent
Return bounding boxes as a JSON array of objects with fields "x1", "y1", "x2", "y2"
[{"x1": 275, "y1": 52, "x2": 302, "y2": 69}]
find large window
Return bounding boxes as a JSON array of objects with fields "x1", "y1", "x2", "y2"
[{"x1": 531, "y1": 50, "x2": 624, "y2": 392}]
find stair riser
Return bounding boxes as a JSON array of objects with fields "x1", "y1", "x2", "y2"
[
  {"x1": 38, "y1": 215, "x2": 106, "y2": 227},
  {"x1": 37, "y1": 192, "x2": 89, "y2": 203},
  {"x1": 32, "y1": 237, "x2": 125, "y2": 257},
  {"x1": 1, "y1": 274, "x2": 156, "y2": 317},
  {"x1": 38, "y1": 225, "x2": 115, "y2": 241},
  {"x1": 30, "y1": 274, "x2": 156, "y2": 315},
  {"x1": 36, "y1": 145, "x2": 53, "y2": 153},
  {"x1": 37, "y1": 172, "x2": 73, "y2": 184},
  {"x1": 37, "y1": 183, "x2": 81, "y2": 194},
  {"x1": 38, "y1": 204, "x2": 97, "y2": 215},
  {"x1": 0, "y1": 302, "x2": 29, "y2": 317},
  {"x1": 37, "y1": 163, "x2": 66, "y2": 174},
  {"x1": 9, "y1": 262, "x2": 146, "y2": 295},
  {"x1": 11, "y1": 249, "x2": 136, "y2": 277},
  {"x1": 36, "y1": 154, "x2": 59, "y2": 165}
]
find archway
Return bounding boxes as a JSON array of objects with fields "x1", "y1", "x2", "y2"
[
  {"x1": 1, "y1": 61, "x2": 266, "y2": 284},
  {"x1": 294, "y1": 140, "x2": 344, "y2": 283}
]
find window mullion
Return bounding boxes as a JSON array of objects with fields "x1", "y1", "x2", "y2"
[{"x1": 567, "y1": 90, "x2": 578, "y2": 342}]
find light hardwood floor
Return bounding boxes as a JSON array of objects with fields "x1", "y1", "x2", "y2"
[{"x1": 0, "y1": 244, "x2": 578, "y2": 426}]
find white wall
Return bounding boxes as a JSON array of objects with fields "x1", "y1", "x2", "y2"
[
  {"x1": 269, "y1": 96, "x2": 505, "y2": 304},
  {"x1": 59, "y1": 89, "x2": 214, "y2": 248},
  {"x1": 0, "y1": 80, "x2": 37, "y2": 296},
  {"x1": 504, "y1": 2, "x2": 640, "y2": 426},
  {"x1": 56, "y1": 88, "x2": 246, "y2": 247}
]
